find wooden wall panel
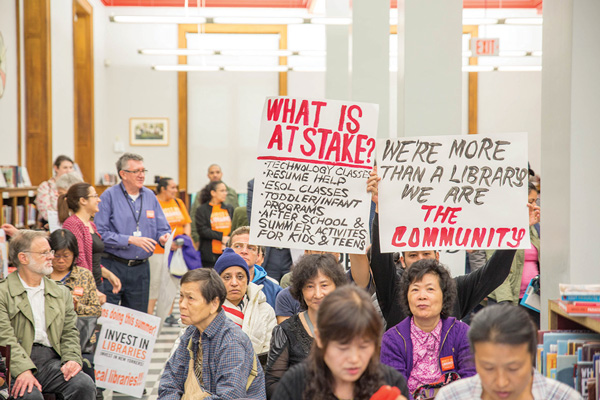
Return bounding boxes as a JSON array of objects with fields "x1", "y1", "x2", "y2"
[
  {"x1": 23, "y1": 0, "x2": 52, "y2": 185},
  {"x1": 73, "y1": 0, "x2": 95, "y2": 183}
]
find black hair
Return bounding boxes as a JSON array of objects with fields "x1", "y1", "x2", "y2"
[
  {"x1": 304, "y1": 286, "x2": 384, "y2": 400},
  {"x1": 468, "y1": 303, "x2": 537, "y2": 363},
  {"x1": 49, "y1": 229, "x2": 79, "y2": 269},
  {"x1": 180, "y1": 268, "x2": 227, "y2": 311},
  {"x1": 289, "y1": 254, "x2": 348, "y2": 310},
  {"x1": 155, "y1": 177, "x2": 173, "y2": 195},
  {"x1": 398, "y1": 258, "x2": 457, "y2": 318},
  {"x1": 199, "y1": 181, "x2": 225, "y2": 204},
  {"x1": 54, "y1": 155, "x2": 74, "y2": 169},
  {"x1": 528, "y1": 182, "x2": 538, "y2": 194}
]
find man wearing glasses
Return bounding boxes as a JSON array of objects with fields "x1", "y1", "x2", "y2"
[
  {"x1": 228, "y1": 226, "x2": 282, "y2": 309},
  {"x1": 0, "y1": 230, "x2": 96, "y2": 399},
  {"x1": 95, "y1": 153, "x2": 171, "y2": 313}
]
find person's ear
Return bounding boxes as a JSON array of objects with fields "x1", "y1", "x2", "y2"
[
  {"x1": 435, "y1": 251, "x2": 440, "y2": 261},
  {"x1": 18, "y1": 252, "x2": 29, "y2": 266},
  {"x1": 209, "y1": 298, "x2": 220, "y2": 315},
  {"x1": 400, "y1": 256, "x2": 407, "y2": 269},
  {"x1": 314, "y1": 329, "x2": 323, "y2": 349}
]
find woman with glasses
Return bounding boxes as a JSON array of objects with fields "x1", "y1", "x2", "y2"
[
  {"x1": 59, "y1": 183, "x2": 121, "y2": 304},
  {"x1": 195, "y1": 181, "x2": 233, "y2": 268}
]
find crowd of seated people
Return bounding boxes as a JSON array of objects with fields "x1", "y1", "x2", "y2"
[{"x1": 0, "y1": 153, "x2": 565, "y2": 400}]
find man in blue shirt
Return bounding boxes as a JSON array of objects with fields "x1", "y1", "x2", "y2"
[
  {"x1": 227, "y1": 226, "x2": 282, "y2": 309},
  {"x1": 159, "y1": 268, "x2": 265, "y2": 400},
  {"x1": 95, "y1": 153, "x2": 171, "y2": 312}
]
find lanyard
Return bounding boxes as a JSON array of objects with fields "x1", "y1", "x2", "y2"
[
  {"x1": 303, "y1": 310, "x2": 315, "y2": 337},
  {"x1": 60, "y1": 271, "x2": 71, "y2": 284},
  {"x1": 121, "y1": 183, "x2": 143, "y2": 230}
]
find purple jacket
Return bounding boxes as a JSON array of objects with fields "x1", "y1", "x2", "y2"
[{"x1": 380, "y1": 317, "x2": 475, "y2": 384}]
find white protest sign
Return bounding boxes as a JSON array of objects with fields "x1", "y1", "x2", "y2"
[
  {"x1": 250, "y1": 97, "x2": 378, "y2": 254},
  {"x1": 0, "y1": 230, "x2": 7, "y2": 279},
  {"x1": 377, "y1": 133, "x2": 531, "y2": 252},
  {"x1": 95, "y1": 304, "x2": 160, "y2": 398}
]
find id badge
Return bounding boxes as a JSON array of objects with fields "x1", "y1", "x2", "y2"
[{"x1": 133, "y1": 230, "x2": 142, "y2": 237}]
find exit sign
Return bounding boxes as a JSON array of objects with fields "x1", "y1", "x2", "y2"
[{"x1": 471, "y1": 38, "x2": 500, "y2": 57}]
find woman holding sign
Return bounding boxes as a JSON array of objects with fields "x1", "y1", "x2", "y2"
[
  {"x1": 195, "y1": 181, "x2": 233, "y2": 268},
  {"x1": 380, "y1": 259, "x2": 476, "y2": 399}
]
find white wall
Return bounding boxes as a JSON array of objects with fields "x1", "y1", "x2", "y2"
[
  {"x1": 50, "y1": 0, "x2": 75, "y2": 161},
  {"x1": 477, "y1": 71, "x2": 542, "y2": 173},
  {"x1": 0, "y1": 0, "x2": 19, "y2": 165}
]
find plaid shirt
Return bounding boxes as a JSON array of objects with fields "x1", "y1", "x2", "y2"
[
  {"x1": 435, "y1": 369, "x2": 582, "y2": 400},
  {"x1": 158, "y1": 310, "x2": 266, "y2": 400}
]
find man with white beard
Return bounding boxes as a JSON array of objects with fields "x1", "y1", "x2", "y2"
[{"x1": 0, "y1": 230, "x2": 95, "y2": 400}]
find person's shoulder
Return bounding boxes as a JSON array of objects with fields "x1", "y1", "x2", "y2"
[
  {"x1": 73, "y1": 265, "x2": 94, "y2": 279},
  {"x1": 281, "y1": 362, "x2": 308, "y2": 381},
  {"x1": 43, "y1": 276, "x2": 71, "y2": 297},
  {"x1": 536, "y1": 373, "x2": 582, "y2": 400},
  {"x1": 379, "y1": 363, "x2": 406, "y2": 384},
  {"x1": 435, "y1": 376, "x2": 478, "y2": 400}
]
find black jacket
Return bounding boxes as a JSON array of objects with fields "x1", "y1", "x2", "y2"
[
  {"x1": 195, "y1": 202, "x2": 234, "y2": 266},
  {"x1": 371, "y1": 213, "x2": 516, "y2": 328}
]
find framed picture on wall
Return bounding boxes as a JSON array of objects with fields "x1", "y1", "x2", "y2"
[{"x1": 129, "y1": 117, "x2": 169, "y2": 146}]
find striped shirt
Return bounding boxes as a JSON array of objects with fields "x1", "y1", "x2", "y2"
[
  {"x1": 435, "y1": 369, "x2": 582, "y2": 400},
  {"x1": 158, "y1": 310, "x2": 265, "y2": 400}
]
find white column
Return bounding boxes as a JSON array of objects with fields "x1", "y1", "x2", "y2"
[
  {"x1": 540, "y1": 0, "x2": 600, "y2": 328},
  {"x1": 351, "y1": 0, "x2": 389, "y2": 138},
  {"x1": 325, "y1": 0, "x2": 350, "y2": 100},
  {"x1": 398, "y1": 0, "x2": 462, "y2": 137}
]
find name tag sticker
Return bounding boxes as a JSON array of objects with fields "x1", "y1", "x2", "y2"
[
  {"x1": 440, "y1": 356, "x2": 455, "y2": 371},
  {"x1": 73, "y1": 287, "x2": 84, "y2": 296},
  {"x1": 146, "y1": 210, "x2": 155, "y2": 219}
]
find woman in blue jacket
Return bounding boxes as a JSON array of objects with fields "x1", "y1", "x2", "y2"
[{"x1": 381, "y1": 259, "x2": 476, "y2": 398}]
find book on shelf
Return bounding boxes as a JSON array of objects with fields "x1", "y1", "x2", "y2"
[
  {"x1": 27, "y1": 204, "x2": 37, "y2": 226},
  {"x1": 0, "y1": 165, "x2": 33, "y2": 188},
  {"x1": 576, "y1": 361, "x2": 594, "y2": 399},
  {"x1": 16, "y1": 205, "x2": 25, "y2": 228},
  {"x1": 2, "y1": 205, "x2": 12, "y2": 225},
  {"x1": 558, "y1": 300, "x2": 600, "y2": 316},
  {"x1": 562, "y1": 294, "x2": 600, "y2": 303}
]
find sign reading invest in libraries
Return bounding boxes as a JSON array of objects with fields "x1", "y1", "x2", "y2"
[
  {"x1": 377, "y1": 133, "x2": 531, "y2": 252},
  {"x1": 94, "y1": 304, "x2": 161, "y2": 398},
  {"x1": 250, "y1": 97, "x2": 378, "y2": 254}
]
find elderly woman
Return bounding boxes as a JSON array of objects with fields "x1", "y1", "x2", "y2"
[
  {"x1": 380, "y1": 259, "x2": 475, "y2": 398},
  {"x1": 273, "y1": 286, "x2": 409, "y2": 400},
  {"x1": 436, "y1": 304, "x2": 581, "y2": 400},
  {"x1": 35, "y1": 155, "x2": 74, "y2": 225},
  {"x1": 265, "y1": 254, "x2": 348, "y2": 398}
]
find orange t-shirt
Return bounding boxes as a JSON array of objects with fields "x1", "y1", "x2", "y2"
[
  {"x1": 210, "y1": 203, "x2": 231, "y2": 255},
  {"x1": 155, "y1": 198, "x2": 192, "y2": 254}
]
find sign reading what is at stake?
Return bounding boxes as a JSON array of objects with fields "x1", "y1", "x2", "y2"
[
  {"x1": 377, "y1": 132, "x2": 531, "y2": 253},
  {"x1": 250, "y1": 96, "x2": 378, "y2": 254}
]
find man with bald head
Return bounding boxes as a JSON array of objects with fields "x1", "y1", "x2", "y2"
[{"x1": 190, "y1": 164, "x2": 239, "y2": 245}]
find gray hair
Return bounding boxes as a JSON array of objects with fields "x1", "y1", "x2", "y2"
[
  {"x1": 116, "y1": 153, "x2": 144, "y2": 177},
  {"x1": 8, "y1": 230, "x2": 48, "y2": 269},
  {"x1": 55, "y1": 172, "x2": 83, "y2": 190}
]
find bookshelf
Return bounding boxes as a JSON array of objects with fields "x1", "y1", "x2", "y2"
[
  {"x1": 0, "y1": 187, "x2": 38, "y2": 228},
  {"x1": 549, "y1": 299, "x2": 600, "y2": 333}
]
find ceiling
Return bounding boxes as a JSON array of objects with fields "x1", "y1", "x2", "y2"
[{"x1": 101, "y1": 0, "x2": 542, "y2": 10}]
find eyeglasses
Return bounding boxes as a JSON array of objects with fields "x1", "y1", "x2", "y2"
[
  {"x1": 86, "y1": 194, "x2": 100, "y2": 199},
  {"x1": 54, "y1": 253, "x2": 74, "y2": 260},
  {"x1": 123, "y1": 169, "x2": 148, "y2": 175},
  {"x1": 24, "y1": 250, "x2": 55, "y2": 258},
  {"x1": 231, "y1": 242, "x2": 258, "y2": 253}
]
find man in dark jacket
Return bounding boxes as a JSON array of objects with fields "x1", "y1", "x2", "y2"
[{"x1": 228, "y1": 226, "x2": 282, "y2": 309}]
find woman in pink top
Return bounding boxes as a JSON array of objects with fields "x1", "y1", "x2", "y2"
[{"x1": 59, "y1": 182, "x2": 121, "y2": 304}]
